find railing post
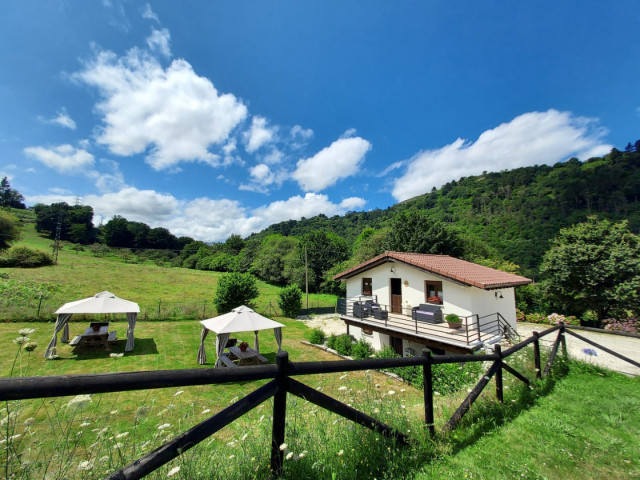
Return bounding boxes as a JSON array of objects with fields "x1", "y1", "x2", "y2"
[
  {"x1": 494, "y1": 344, "x2": 503, "y2": 403},
  {"x1": 415, "y1": 315, "x2": 418, "y2": 334},
  {"x1": 560, "y1": 323, "x2": 567, "y2": 358},
  {"x1": 533, "y1": 331, "x2": 541, "y2": 380},
  {"x1": 476, "y1": 314, "x2": 481, "y2": 342},
  {"x1": 421, "y1": 348, "x2": 435, "y2": 437},
  {"x1": 270, "y1": 350, "x2": 289, "y2": 478}
]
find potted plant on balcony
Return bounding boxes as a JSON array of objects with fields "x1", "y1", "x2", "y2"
[
  {"x1": 445, "y1": 313, "x2": 462, "y2": 329},
  {"x1": 238, "y1": 341, "x2": 249, "y2": 352},
  {"x1": 427, "y1": 296, "x2": 442, "y2": 304}
]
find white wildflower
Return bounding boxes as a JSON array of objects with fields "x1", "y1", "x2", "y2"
[
  {"x1": 201, "y1": 409, "x2": 211, "y2": 414},
  {"x1": 299, "y1": 452, "x2": 306, "y2": 459},
  {"x1": 79, "y1": 422, "x2": 91, "y2": 427},
  {"x1": 9, "y1": 434, "x2": 21, "y2": 441},
  {"x1": 158, "y1": 423, "x2": 171, "y2": 430},
  {"x1": 24, "y1": 417, "x2": 35, "y2": 426},
  {"x1": 229, "y1": 454, "x2": 235, "y2": 459},
  {"x1": 67, "y1": 394, "x2": 92, "y2": 409},
  {"x1": 110, "y1": 353, "x2": 124, "y2": 358},
  {"x1": 338, "y1": 449, "x2": 344, "y2": 456},
  {"x1": 241, "y1": 433, "x2": 248, "y2": 441},
  {"x1": 173, "y1": 390, "x2": 184, "y2": 397},
  {"x1": 19, "y1": 328, "x2": 35, "y2": 336},
  {"x1": 388, "y1": 390, "x2": 396, "y2": 395},
  {"x1": 167, "y1": 466, "x2": 181, "y2": 477},
  {"x1": 13, "y1": 336, "x2": 29, "y2": 345},
  {"x1": 116, "y1": 432, "x2": 129, "y2": 439},
  {"x1": 99, "y1": 456, "x2": 109, "y2": 463},
  {"x1": 338, "y1": 386, "x2": 348, "y2": 391},
  {"x1": 339, "y1": 374, "x2": 348, "y2": 379},
  {"x1": 279, "y1": 443, "x2": 288, "y2": 451},
  {"x1": 286, "y1": 452, "x2": 295, "y2": 460},
  {"x1": 110, "y1": 410, "x2": 118, "y2": 415},
  {"x1": 77, "y1": 460, "x2": 93, "y2": 471},
  {"x1": 113, "y1": 442, "x2": 123, "y2": 449}
]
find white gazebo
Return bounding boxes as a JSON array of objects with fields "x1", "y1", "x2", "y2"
[
  {"x1": 197, "y1": 305, "x2": 284, "y2": 367},
  {"x1": 44, "y1": 291, "x2": 140, "y2": 359}
]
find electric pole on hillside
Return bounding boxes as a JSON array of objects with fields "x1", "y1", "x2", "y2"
[
  {"x1": 304, "y1": 244, "x2": 309, "y2": 308},
  {"x1": 52, "y1": 211, "x2": 63, "y2": 264}
]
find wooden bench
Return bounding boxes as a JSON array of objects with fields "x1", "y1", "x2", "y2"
[
  {"x1": 257, "y1": 354, "x2": 268, "y2": 363},
  {"x1": 108, "y1": 331, "x2": 117, "y2": 343},
  {"x1": 69, "y1": 335, "x2": 83, "y2": 346},
  {"x1": 219, "y1": 355, "x2": 237, "y2": 368}
]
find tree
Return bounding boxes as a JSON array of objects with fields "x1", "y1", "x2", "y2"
[
  {"x1": 384, "y1": 210, "x2": 464, "y2": 257},
  {"x1": 277, "y1": 284, "x2": 303, "y2": 318},
  {"x1": 298, "y1": 231, "x2": 349, "y2": 293},
  {"x1": 0, "y1": 177, "x2": 26, "y2": 209},
  {"x1": 224, "y1": 234, "x2": 245, "y2": 255},
  {"x1": 102, "y1": 216, "x2": 134, "y2": 248},
  {"x1": 251, "y1": 234, "x2": 299, "y2": 284},
  {"x1": 213, "y1": 272, "x2": 260, "y2": 314},
  {"x1": 33, "y1": 202, "x2": 96, "y2": 243},
  {"x1": 540, "y1": 217, "x2": 640, "y2": 320},
  {"x1": 0, "y1": 211, "x2": 20, "y2": 249}
]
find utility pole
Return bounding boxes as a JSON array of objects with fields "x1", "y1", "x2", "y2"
[
  {"x1": 52, "y1": 211, "x2": 63, "y2": 264},
  {"x1": 74, "y1": 196, "x2": 81, "y2": 206},
  {"x1": 304, "y1": 244, "x2": 309, "y2": 308}
]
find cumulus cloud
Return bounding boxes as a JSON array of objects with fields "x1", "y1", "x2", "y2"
[
  {"x1": 85, "y1": 187, "x2": 180, "y2": 224},
  {"x1": 244, "y1": 116, "x2": 276, "y2": 153},
  {"x1": 24, "y1": 144, "x2": 94, "y2": 173},
  {"x1": 43, "y1": 109, "x2": 76, "y2": 129},
  {"x1": 147, "y1": 28, "x2": 171, "y2": 57},
  {"x1": 292, "y1": 135, "x2": 371, "y2": 191},
  {"x1": 290, "y1": 125, "x2": 313, "y2": 140},
  {"x1": 391, "y1": 109, "x2": 612, "y2": 202},
  {"x1": 142, "y1": 3, "x2": 159, "y2": 23},
  {"x1": 74, "y1": 48, "x2": 248, "y2": 170}
]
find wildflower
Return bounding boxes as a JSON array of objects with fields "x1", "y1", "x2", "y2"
[
  {"x1": 583, "y1": 348, "x2": 598, "y2": 356},
  {"x1": 19, "y1": 328, "x2": 35, "y2": 336},
  {"x1": 388, "y1": 390, "x2": 396, "y2": 395},
  {"x1": 229, "y1": 454, "x2": 235, "y2": 459},
  {"x1": 167, "y1": 466, "x2": 181, "y2": 477},
  {"x1": 338, "y1": 449, "x2": 344, "y2": 456},
  {"x1": 299, "y1": 452, "x2": 306, "y2": 458},
  {"x1": 136, "y1": 405, "x2": 150, "y2": 419},
  {"x1": 201, "y1": 408, "x2": 211, "y2": 414},
  {"x1": 116, "y1": 432, "x2": 129, "y2": 439},
  {"x1": 9, "y1": 434, "x2": 21, "y2": 441},
  {"x1": 158, "y1": 423, "x2": 171, "y2": 430},
  {"x1": 400, "y1": 388, "x2": 406, "y2": 392},
  {"x1": 227, "y1": 441, "x2": 236, "y2": 447},
  {"x1": 286, "y1": 452, "x2": 295, "y2": 460},
  {"x1": 338, "y1": 386, "x2": 348, "y2": 391},
  {"x1": 24, "y1": 342, "x2": 38, "y2": 352},
  {"x1": 110, "y1": 353, "x2": 124, "y2": 358},
  {"x1": 110, "y1": 410, "x2": 118, "y2": 415},
  {"x1": 173, "y1": 390, "x2": 184, "y2": 397},
  {"x1": 434, "y1": 391, "x2": 441, "y2": 396},
  {"x1": 24, "y1": 417, "x2": 35, "y2": 426},
  {"x1": 339, "y1": 374, "x2": 348, "y2": 379},
  {"x1": 259, "y1": 415, "x2": 265, "y2": 423},
  {"x1": 99, "y1": 456, "x2": 109, "y2": 463},
  {"x1": 113, "y1": 442, "x2": 124, "y2": 449},
  {"x1": 241, "y1": 433, "x2": 248, "y2": 441},
  {"x1": 279, "y1": 443, "x2": 288, "y2": 451},
  {"x1": 13, "y1": 336, "x2": 29, "y2": 346},
  {"x1": 67, "y1": 394, "x2": 92, "y2": 410},
  {"x1": 77, "y1": 460, "x2": 94, "y2": 471}
]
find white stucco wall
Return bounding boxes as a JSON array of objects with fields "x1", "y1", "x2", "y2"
[
  {"x1": 344, "y1": 260, "x2": 518, "y2": 331},
  {"x1": 348, "y1": 324, "x2": 389, "y2": 351}
]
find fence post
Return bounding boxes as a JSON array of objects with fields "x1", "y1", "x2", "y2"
[
  {"x1": 533, "y1": 331, "x2": 541, "y2": 380},
  {"x1": 560, "y1": 323, "x2": 567, "y2": 358},
  {"x1": 202, "y1": 299, "x2": 207, "y2": 319},
  {"x1": 494, "y1": 344, "x2": 503, "y2": 403},
  {"x1": 157, "y1": 299, "x2": 162, "y2": 319},
  {"x1": 270, "y1": 350, "x2": 289, "y2": 478},
  {"x1": 421, "y1": 348, "x2": 435, "y2": 437},
  {"x1": 476, "y1": 314, "x2": 481, "y2": 342}
]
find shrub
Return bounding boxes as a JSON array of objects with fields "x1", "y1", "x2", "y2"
[
  {"x1": 603, "y1": 317, "x2": 640, "y2": 334},
  {"x1": 351, "y1": 338, "x2": 374, "y2": 359},
  {"x1": 326, "y1": 333, "x2": 337, "y2": 350},
  {"x1": 0, "y1": 246, "x2": 53, "y2": 268},
  {"x1": 277, "y1": 284, "x2": 303, "y2": 318},
  {"x1": 0, "y1": 211, "x2": 20, "y2": 250},
  {"x1": 516, "y1": 308, "x2": 525, "y2": 322},
  {"x1": 581, "y1": 310, "x2": 599, "y2": 327},
  {"x1": 547, "y1": 313, "x2": 579, "y2": 326},
  {"x1": 308, "y1": 328, "x2": 325, "y2": 345},
  {"x1": 525, "y1": 312, "x2": 546, "y2": 324},
  {"x1": 213, "y1": 272, "x2": 259, "y2": 314},
  {"x1": 332, "y1": 334, "x2": 353, "y2": 356}
]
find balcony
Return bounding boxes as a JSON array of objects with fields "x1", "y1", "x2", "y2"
[{"x1": 337, "y1": 297, "x2": 515, "y2": 353}]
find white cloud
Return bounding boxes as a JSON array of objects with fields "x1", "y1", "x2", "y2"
[
  {"x1": 249, "y1": 164, "x2": 275, "y2": 184},
  {"x1": 74, "y1": 49, "x2": 248, "y2": 171},
  {"x1": 244, "y1": 116, "x2": 276, "y2": 153},
  {"x1": 292, "y1": 135, "x2": 371, "y2": 191},
  {"x1": 85, "y1": 187, "x2": 180, "y2": 224},
  {"x1": 391, "y1": 109, "x2": 612, "y2": 202},
  {"x1": 49, "y1": 187, "x2": 73, "y2": 195},
  {"x1": 262, "y1": 148, "x2": 284, "y2": 165},
  {"x1": 142, "y1": 3, "x2": 159, "y2": 23},
  {"x1": 44, "y1": 109, "x2": 76, "y2": 129},
  {"x1": 339, "y1": 197, "x2": 366, "y2": 211},
  {"x1": 290, "y1": 125, "x2": 313, "y2": 140},
  {"x1": 147, "y1": 28, "x2": 171, "y2": 57},
  {"x1": 24, "y1": 144, "x2": 95, "y2": 173}
]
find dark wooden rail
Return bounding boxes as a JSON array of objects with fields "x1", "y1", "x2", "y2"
[{"x1": 2, "y1": 323, "x2": 636, "y2": 479}]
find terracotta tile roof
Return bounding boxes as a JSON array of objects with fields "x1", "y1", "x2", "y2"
[{"x1": 333, "y1": 251, "x2": 532, "y2": 290}]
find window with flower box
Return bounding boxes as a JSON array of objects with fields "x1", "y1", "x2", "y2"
[{"x1": 425, "y1": 281, "x2": 443, "y2": 304}]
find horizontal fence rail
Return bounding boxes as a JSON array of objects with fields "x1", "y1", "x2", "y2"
[{"x1": 1, "y1": 323, "x2": 636, "y2": 479}]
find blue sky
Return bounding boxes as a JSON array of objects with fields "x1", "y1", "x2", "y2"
[{"x1": 1, "y1": 1, "x2": 638, "y2": 242}]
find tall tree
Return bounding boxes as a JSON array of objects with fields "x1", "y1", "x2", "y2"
[
  {"x1": 0, "y1": 211, "x2": 20, "y2": 249},
  {"x1": 384, "y1": 210, "x2": 464, "y2": 257},
  {"x1": 102, "y1": 216, "x2": 134, "y2": 248},
  {"x1": 298, "y1": 231, "x2": 349, "y2": 292},
  {"x1": 540, "y1": 217, "x2": 640, "y2": 320},
  {"x1": 0, "y1": 177, "x2": 26, "y2": 209}
]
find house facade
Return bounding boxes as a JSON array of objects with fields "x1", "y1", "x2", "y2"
[{"x1": 334, "y1": 251, "x2": 532, "y2": 355}]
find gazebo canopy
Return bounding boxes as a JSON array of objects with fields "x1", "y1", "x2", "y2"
[
  {"x1": 55, "y1": 291, "x2": 140, "y2": 314},
  {"x1": 45, "y1": 291, "x2": 140, "y2": 359},
  {"x1": 197, "y1": 305, "x2": 284, "y2": 366}
]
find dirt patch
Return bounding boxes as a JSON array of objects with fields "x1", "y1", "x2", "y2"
[{"x1": 297, "y1": 314, "x2": 346, "y2": 336}]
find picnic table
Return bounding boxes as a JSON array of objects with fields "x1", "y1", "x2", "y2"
[
  {"x1": 227, "y1": 346, "x2": 268, "y2": 366},
  {"x1": 69, "y1": 324, "x2": 117, "y2": 350}
]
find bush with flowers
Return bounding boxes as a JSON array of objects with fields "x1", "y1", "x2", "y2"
[
  {"x1": 603, "y1": 317, "x2": 640, "y2": 334},
  {"x1": 547, "y1": 313, "x2": 579, "y2": 326}
]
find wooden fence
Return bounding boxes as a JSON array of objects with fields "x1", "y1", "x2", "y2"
[{"x1": 1, "y1": 324, "x2": 638, "y2": 479}]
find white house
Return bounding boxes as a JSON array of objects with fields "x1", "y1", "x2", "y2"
[{"x1": 333, "y1": 251, "x2": 531, "y2": 355}]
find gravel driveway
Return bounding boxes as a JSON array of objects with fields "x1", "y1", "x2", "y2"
[{"x1": 516, "y1": 323, "x2": 640, "y2": 376}]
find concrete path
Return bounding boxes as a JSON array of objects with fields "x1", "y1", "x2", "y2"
[{"x1": 516, "y1": 323, "x2": 640, "y2": 376}]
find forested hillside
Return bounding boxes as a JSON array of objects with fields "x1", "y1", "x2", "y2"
[{"x1": 253, "y1": 147, "x2": 640, "y2": 276}]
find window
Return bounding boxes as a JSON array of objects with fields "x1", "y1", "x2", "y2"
[
  {"x1": 425, "y1": 281, "x2": 443, "y2": 304},
  {"x1": 362, "y1": 277, "x2": 372, "y2": 296}
]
